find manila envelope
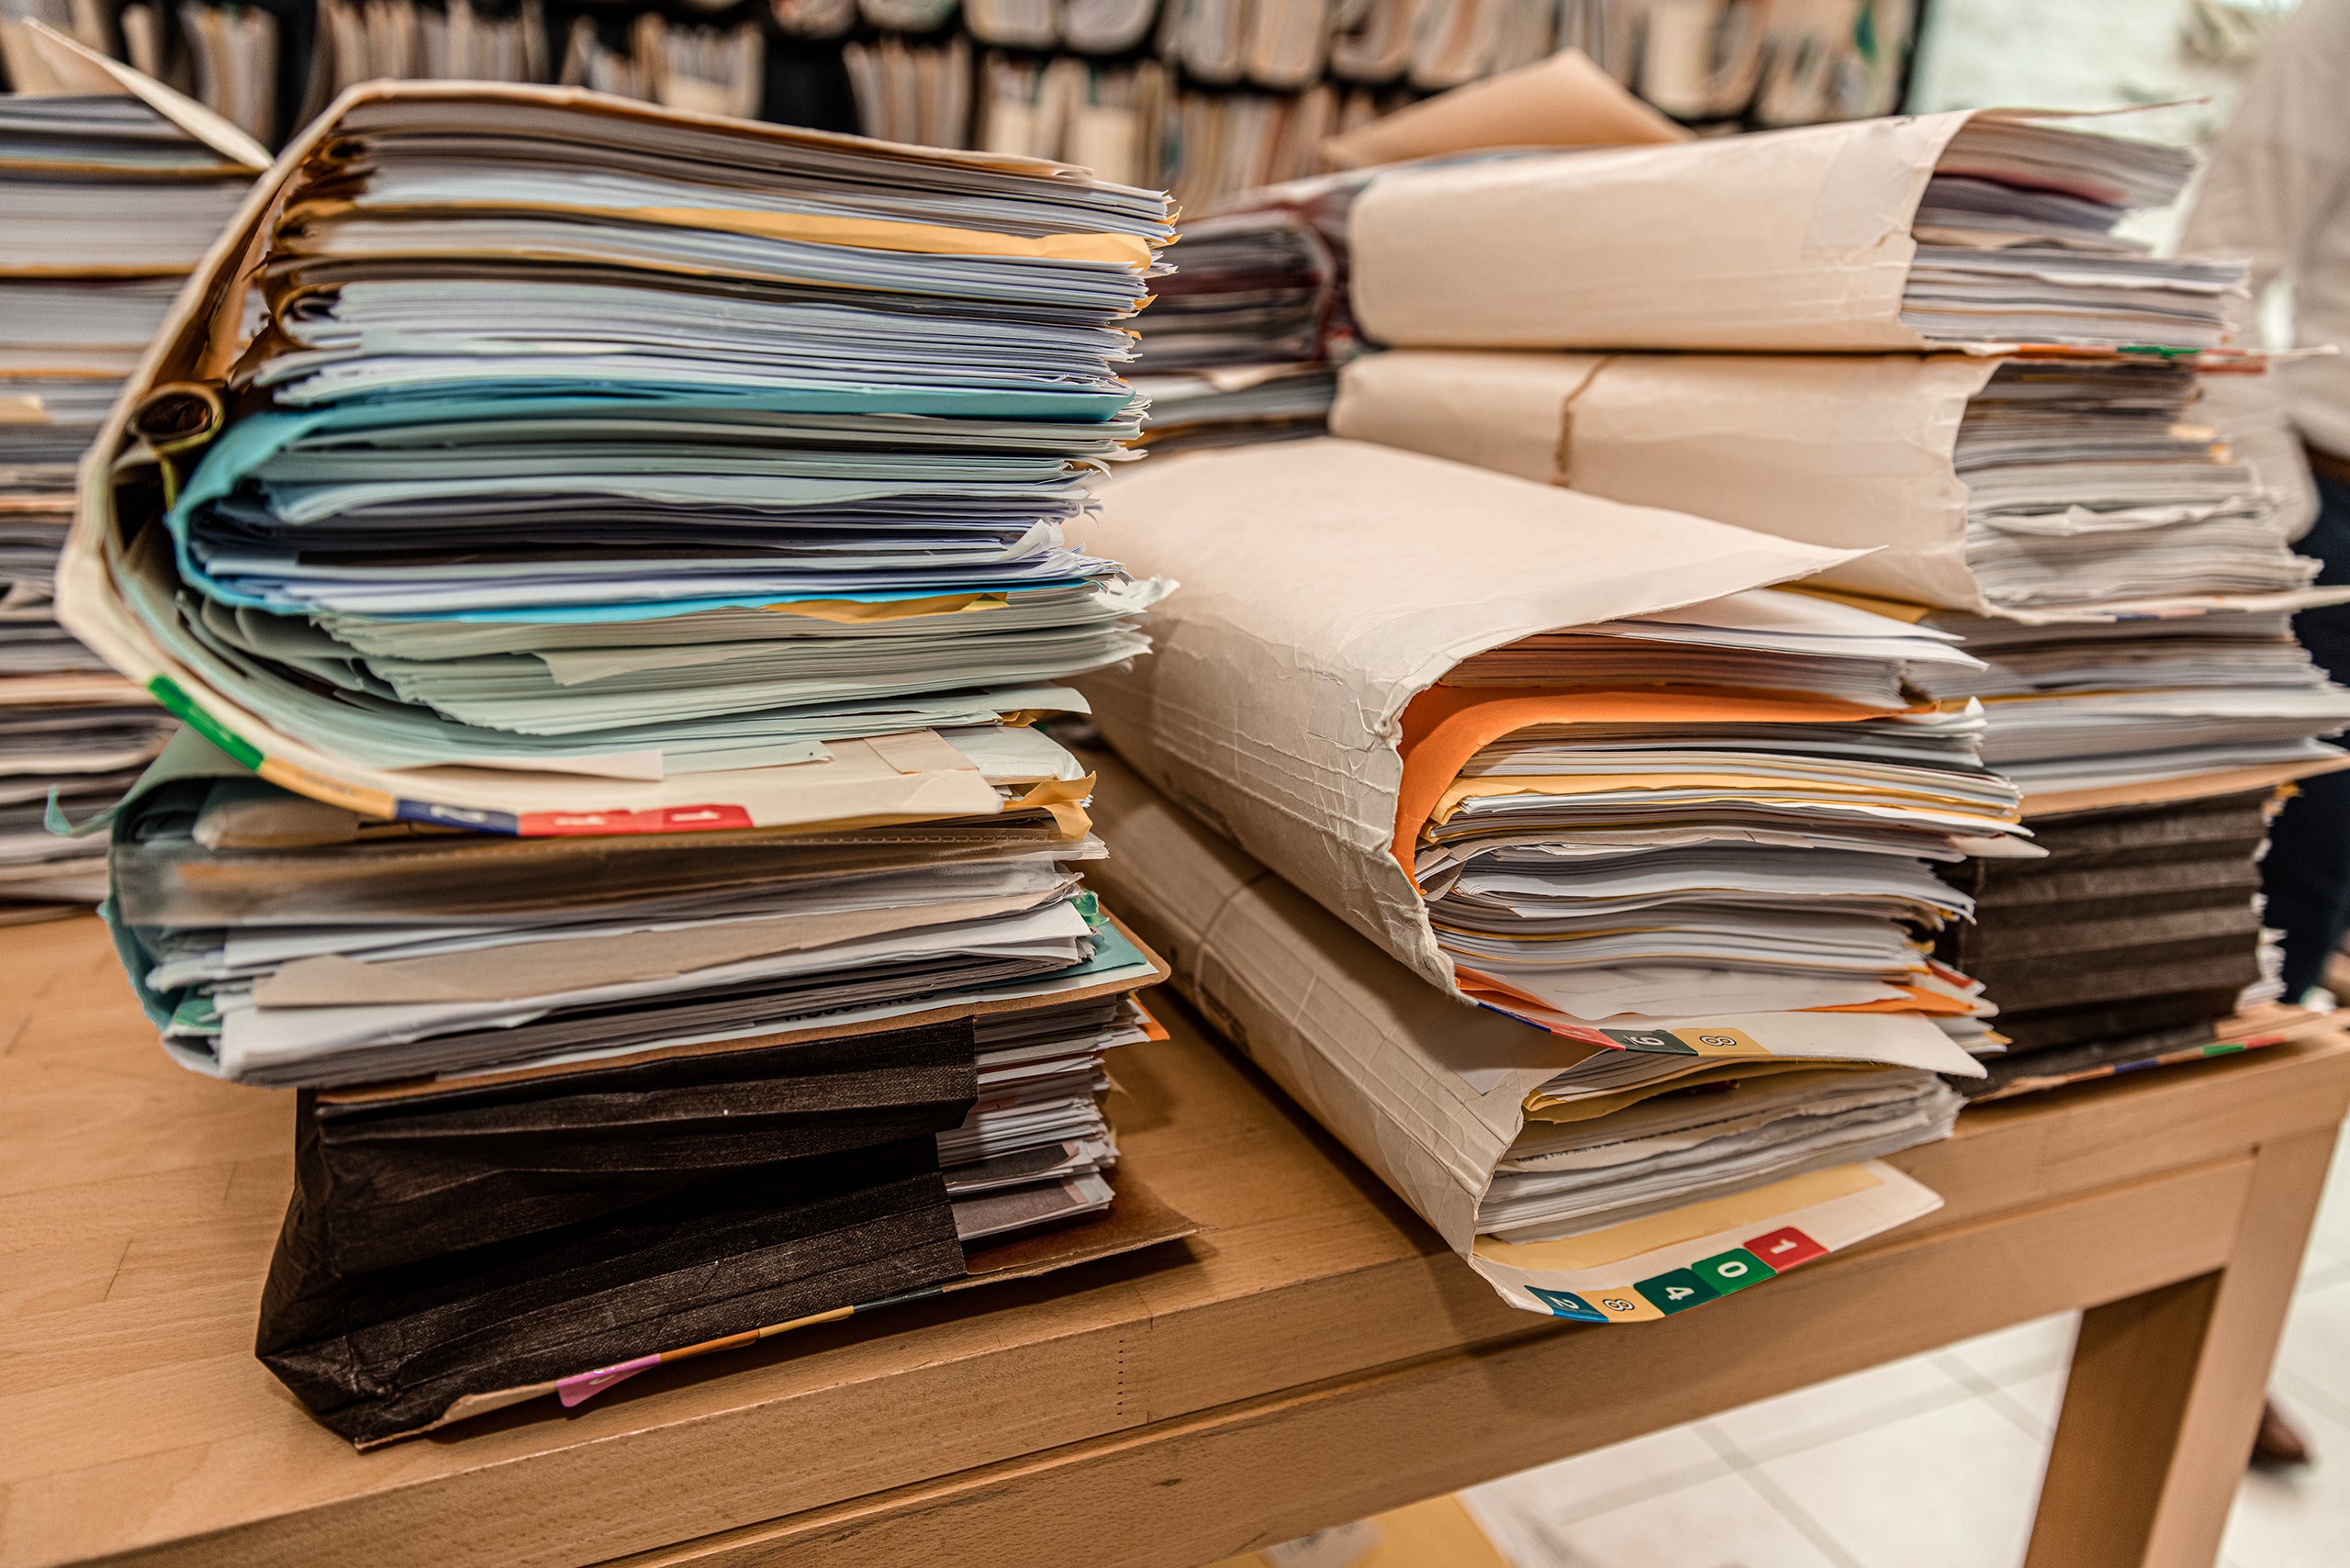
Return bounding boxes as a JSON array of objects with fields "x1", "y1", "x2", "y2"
[{"x1": 1351, "y1": 107, "x2": 2069, "y2": 353}]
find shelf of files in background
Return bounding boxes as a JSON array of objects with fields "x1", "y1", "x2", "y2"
[{"x1": 0, "y1": 0, "x2": 1921, "y2": 210}]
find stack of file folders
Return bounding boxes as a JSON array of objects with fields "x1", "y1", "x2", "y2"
[
  {"x1": 0, "y1": 27, "x2": 259, "y2": 920},
  {"x1": 1326, "y1": 104, "x2": 2350, "y2": 1097},
  {"x1": 63, "y1": 82, "x2": 1193, "y2": 1446},
  {"x1": 1929, "y1": 786, "x2": 2334, "y2": 1101},
  {"x1": 1071, "y1": 438, "x2": 2001, "y2": 1323},
  {"x1": 1338, "y1": 351, "x2": 2350, "y2": 797}
]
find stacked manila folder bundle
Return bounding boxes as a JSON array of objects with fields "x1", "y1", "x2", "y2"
[
  {"x1": 0, "y1": 25, "x2": 258, "y2": 920},
  {"x1": 65, "y1": 83, "x2": 1197, "y2": 1446},
  {"x1": 1075, "y1": 439, "x2": 2015, "y2": 1321},
  {"x1": 1331, "y1": 105, "x2": 2350, "y2": 1100}
]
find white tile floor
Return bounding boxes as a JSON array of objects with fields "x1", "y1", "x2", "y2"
[{"x1": 1459, "y1": 1123, "x2": 2350, "y2": 1568}]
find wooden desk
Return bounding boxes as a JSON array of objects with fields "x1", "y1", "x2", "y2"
[{"x1": 2, "y1": 915, "x2": 2343, "y2": 1568}]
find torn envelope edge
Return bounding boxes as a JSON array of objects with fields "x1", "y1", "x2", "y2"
[
  {"x1": 361, "y1": 1164, "x2": 1203, "y2": 1449},
  {"x1": 1333, "y1": 348, "x2": 2326, "y2": 618},
  {"x1": 54, "y1": 78, "x2": 1147, "y2": 836},
  {"x1": 1347, "y1": 106, "x2": 2222, "y2": 355},
  {"x1": 1077, "y1": 743, "x2": 1956, "y2": 1317}
]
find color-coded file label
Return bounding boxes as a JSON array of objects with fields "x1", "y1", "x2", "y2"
[
  {"x1": 1527, "y1": 1287, "x2": 1611, "y2": 1322},
  {"x1": 1743, "y1": 1226, "x2": 1829, "y2": 1271},
  {"x1": 1572, "y1": 1025, "x2": 1768, "y2": 1058},
  {"x1": 1633, "y1": 1268, "x2": 1718, "y2": 1315},
  {"x1": 1690, "y1": 1248, "x2": 1774, "y2": 1296},
  {"x1": 1527, "y1": 1285, "x2": 1665, "y2": 1322},
  {"x1": 1524, "y1": 1226, "x2": 1828, "y2": 1325}
]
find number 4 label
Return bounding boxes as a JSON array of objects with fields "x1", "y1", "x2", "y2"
[{"x1": 1632, "y1": 1268, "x2": 1720, "y2": 1316}]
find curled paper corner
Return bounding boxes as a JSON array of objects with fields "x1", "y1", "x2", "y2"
[{"x1": 557, "y1": 1355, "x2": 661, "y2": 1407}]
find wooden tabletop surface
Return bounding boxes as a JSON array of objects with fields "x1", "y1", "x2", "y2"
[{"x1": 4, "y1": 914, "x2": 2346, "y2": 1568}]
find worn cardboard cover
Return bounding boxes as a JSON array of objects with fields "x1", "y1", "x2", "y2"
[
  {"x1": 1080, "y1": 744, "x2": 1947, "y2": 1314},
  {"x1": 1069, "y1": 437, "x2": 1863, "y2": 994},
  {"x1": 391, "y1": 1163, "x2": 1201, "y2": 1448},
  {"x1": 1320, "y1": 47, "x2": 1691, "y2": 170},
  {"x1": 1349, "y1": 109, "x2": 1982, "y2": 352}
]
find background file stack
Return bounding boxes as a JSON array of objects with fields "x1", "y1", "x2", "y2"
[
  {"x1": 0, "y1": 25, "x2": 258, "y2": 920},
  {"x1": 68, "y1": 81, "x2": 1189, "y2": 1446},
  {"x1": 1126, "y1": 49, "x2": 1689, "y2": 453},
  {"x1": 6, "y1": 2, "x2": 1926, "y2": 203},
  {"x1": 1330, "y1": 105, "x2": 2350, "y2": 1099},
  {"x1": 1129, "y1": 178, "x2": 1355, "y2": 453}
]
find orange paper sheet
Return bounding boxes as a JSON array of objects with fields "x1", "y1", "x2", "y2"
[{"x1": 1392, "y1": 685, "x2": 1902, "y2": 875}]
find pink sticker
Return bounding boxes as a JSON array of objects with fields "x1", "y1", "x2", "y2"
[{"x1": 557, "y1": 1354, "x2": 661, "y2": 1407}]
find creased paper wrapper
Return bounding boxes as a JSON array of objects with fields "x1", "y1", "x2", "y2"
[
  {"x1": 1082, "y1": 743, "x2": 1945, "y2": 1314},
  {"x1": 1073, "y1": 438, "x2": 1862, "y2": 994},
  {"x1": 1352, "y1": 108, "x2": 2016, "y2": 353},
  {"x1": 1335, "y1": 349, "x2": 1997, "y2": 611},
  {"x1": 1334, "y1": 349, "x2": 2350, "y2": 626}
]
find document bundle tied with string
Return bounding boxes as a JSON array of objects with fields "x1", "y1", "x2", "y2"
[
  {"x1": 1074, "y1": 438, "x2": 2010, "y2": 1322},
  {"x1": 0, "y1": 23, "x2": 260, "y2": 921},
  {"x1": 66, "y1": 81, "x2": 1198, "y2": 1448},
  {"x1": 1127, "y1": 49, "x2": 1690, "y2": 454},
  {"x1": 1331, "y1": 105, "x2": 2350, "y2": 1098}
]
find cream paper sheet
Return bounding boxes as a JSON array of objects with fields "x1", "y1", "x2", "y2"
[
  {"x1": 1081, "y1": 743, "x2": 1948, "y2": 1312},
  {"x1": 1071, "y1": 438, "x2": 1865, "y2": 993},
  {"x1": 1348, "y1": 109, "x2": 1978, "y2": 352}
]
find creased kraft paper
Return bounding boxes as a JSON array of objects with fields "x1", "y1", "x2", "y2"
[
  {"x1": 1071, "y1": 437, "x2": 1863, "y2": 993},
  {"x1": 1349, "y1": 109, "x2": 1980, "y2": 352}
]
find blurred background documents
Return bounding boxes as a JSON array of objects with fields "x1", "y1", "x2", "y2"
[{"x1": 0, "y1": 22, "x2": 253, "y2": 920}]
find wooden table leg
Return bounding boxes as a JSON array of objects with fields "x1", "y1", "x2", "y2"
[{"x1": 2023, "y1": 1126, "x2": 2339, "y2": 1568}]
